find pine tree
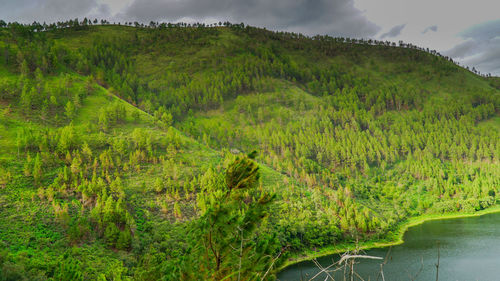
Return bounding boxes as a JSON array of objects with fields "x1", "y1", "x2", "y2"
[
  {"x1": 65, "y1": 101, "x2": 75, "y2": 120},
  {"x1": 33, "y1": 153, "x2": 43, "y2": 185},
  {"x1": 193, "y1": 153, "x2": 276, "y2": 278}
]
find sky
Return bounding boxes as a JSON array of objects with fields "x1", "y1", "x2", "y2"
[{"x1": 1, "y1": 0, "x2": 500, "y2": 75}]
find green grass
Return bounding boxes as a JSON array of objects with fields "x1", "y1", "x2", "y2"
[
  {"x1": 0, "y1": 24, "x2": 499, "y2": 279},
  {"x1": 479, "y1": 115, "x2": 500, "y2": 128}
]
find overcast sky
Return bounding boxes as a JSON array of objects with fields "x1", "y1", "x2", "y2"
[{"x1": 1, "y1": 0, "x2": 500, "y2": 75}]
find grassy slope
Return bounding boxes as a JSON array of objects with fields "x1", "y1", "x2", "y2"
[
  {"x1": 178, "y1": 69, "x2": 500, "y2": 270},
  {"x1": 1, "y1": 25, "x2": 499, "y2": 277},
  {"x1": 55, "y1": 26, "x2": 498, "y2": 109},
  {"x1": 0, "y1": 64, "x2": 296, "y2": 273}
]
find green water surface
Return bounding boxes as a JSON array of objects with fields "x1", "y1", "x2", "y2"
[{"x1": 278, "y1": 212, "x2": 500, "y2": 280}]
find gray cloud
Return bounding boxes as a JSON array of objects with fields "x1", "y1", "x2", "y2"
[
  {"x1": 460, "y1": 19, "x2": 500, "y2": 41},
  {"x1": 123, "y1": 0, "x2": 381, "y2": 38},
  {"x1": 444, "y1": 39, "x2": 478, "y2": 58},
  {"x1": 379, "y1": 24, "x2": 406, "y2": 39},
  {"x1": 0, "y1": 0, "x2": 110, "y2": 23},
  {"x1": 460, "y1": 37, "x2": 500, "y2": 75},
  {"x1": 422, "y1": 25, "x2": 437, "y2": 34},
  {"x1": 444, "y1": 19, "x2": 500, "y2": 75}
]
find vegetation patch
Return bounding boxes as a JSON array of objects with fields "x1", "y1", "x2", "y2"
[{"x1": 0, "y1": 21, "x2": 498, "y2": 280}]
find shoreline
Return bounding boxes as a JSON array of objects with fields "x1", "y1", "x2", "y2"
[{"x1": 276, "y1": 205, "x2": 500, "y2": 273}]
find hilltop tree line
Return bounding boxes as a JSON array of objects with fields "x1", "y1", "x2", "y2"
[
  {"x1": 0, "y1": 18, "x2": 496, "y2": 123},
  {"x1": 0, "y1": 18, "x2": 494, "y2": 77}
]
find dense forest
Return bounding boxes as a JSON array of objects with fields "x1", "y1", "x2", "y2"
[{"x1": 0, "y1": 19, "x2": 499, "y2": 280}]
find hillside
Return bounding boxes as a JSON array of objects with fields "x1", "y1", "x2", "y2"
[{"x1": 0, "y1": 22, "x2": 499, "y2": 280}]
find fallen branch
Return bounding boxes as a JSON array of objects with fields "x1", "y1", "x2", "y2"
[{"x1": 338, "y1": 254, "x2": 383, "y2": 265}]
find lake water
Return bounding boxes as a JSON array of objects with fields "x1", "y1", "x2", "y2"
[{"x1": 277, "y1": 212, "x2": 500, "y2": 281}]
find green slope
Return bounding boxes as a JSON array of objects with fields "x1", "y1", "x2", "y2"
[
  {"x1": 0, "y1": 62, "x2": 297, "y2": 279},
  {"x1": 0, "y1": 23, "x2": 499, "y2": 280}
]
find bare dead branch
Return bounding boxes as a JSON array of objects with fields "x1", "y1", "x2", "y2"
[
  {"x1": 311, "y1": 258, "x2": 335, "y2": 281},
  {"x1": 338, "y1": 255, "x2": 383, "y2": 265},
  {"x1": 376, "y1": 247, "x2": 392, "y2": 281},
  {"x1": 353, "y1": 270, "x2": 366, "y2": 281},
  {"x1": 409, "y1": 256, "x2": 424, "y2": 281},
  {"x1": 435, "y1": 242, "x2": 440, "y2": 281},
  {"x1": 260, "y1": 246, "x2": 287, "y2": 281},
  {"x1": 308, "y1": 261, "x2": 339, "y2": 281}
]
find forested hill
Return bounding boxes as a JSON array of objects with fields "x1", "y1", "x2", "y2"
[{"x1": 0, "y1": 21, "x2": 499, "y2": 280}]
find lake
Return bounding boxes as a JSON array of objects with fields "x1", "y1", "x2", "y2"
[{"x1": 277, "y1": 212, "x2": 500, "y2": 281}]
